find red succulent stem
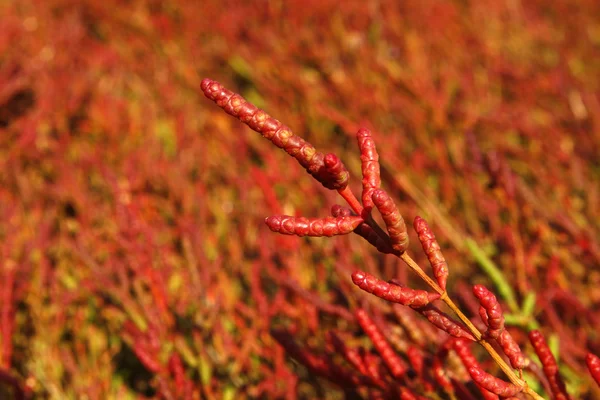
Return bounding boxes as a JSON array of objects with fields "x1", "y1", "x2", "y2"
[
  {"x1": 337, "y1": 186, "x2": 363, "y2": 216},
  {"x1": 432, "y1": 348, "x2": 455, "y2": 395},
  {"x1": 586, "y1": 353, "x2": 600, "y2": 387},
  {"x1": 271, "y1": 329, "x2": 378, "y2": 388},
  {"x1": 415, "y1": 305, "x2": 476, "y2": 341},
  {"x1": 371, "y1": 189, "x2": 410, "y2": 253},
  {"x1": 201, "y1": 77, "x2": 546, "y2": 400},
  {"x1": 352, "y1": 270, "x2": 439, "y2": 307},
  {"x1": 201, "y1": 79, "x2": 349, "y2": 190},
  {"x1": 528, "y1": 330, "x2": 572, "y2": 400},
  {"x1": 331, "y1": 204, "x2": 394, "y2": 253},
  {"x1": 413, "y1": 216, "x2": 448, "y2": 291},
  {"x1": 473, "y1": 284, "x2": 505, "y2": 339},
  {"x1": 357, "y1": 127, "x2": 381, "y2": 212},
  {"x1": 355, "y1": 308, "x2": 408, "y2": 380},
  {"x1": 336, "y1": 187, "x2": 395, "y2": 249},
  {"x1": 496, "y1": 329, "x2": 526, "y2": 370},
  {"x1": 1, "y1": 261, "x2": 15, "y2": 369},
  {"x1": 265, "y1": 215, "x2": 364, "y2": 237},
  {"x1": 453, "y1": 339, "x2": 523, "y2": 397},
  {"x1": 133, "y1": 341, "x2": 162, "y2": 373},
  {"x1": 327, "y1": 332, "x2": 385, "y2": 387},
  {"x1": 467, "y1": 366, "x2": 523, "y2": 397}
]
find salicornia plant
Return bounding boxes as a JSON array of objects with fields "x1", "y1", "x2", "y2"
[{"x1": 201, "y1": 78, "x2": 600, "y2": 399}]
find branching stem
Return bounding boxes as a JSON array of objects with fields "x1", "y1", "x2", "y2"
[{"x1": 338, "y1": 186, "x2": 544, "y2": 400}]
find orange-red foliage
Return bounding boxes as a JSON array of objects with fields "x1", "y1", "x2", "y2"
[{"x1": 0, "y1": 0, "x2": 599, "y2": 398}]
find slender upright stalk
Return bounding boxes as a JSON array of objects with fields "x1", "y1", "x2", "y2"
[{"x1": 339, "y1": 185, "x2": 543, "y2": 400}]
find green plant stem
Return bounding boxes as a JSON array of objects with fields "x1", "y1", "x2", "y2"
[{"x1": 465, "y1": 237, "x2": 519, "y2": 312}]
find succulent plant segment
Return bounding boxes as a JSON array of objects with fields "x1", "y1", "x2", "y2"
[
  {"x1": 354, "y1": 309, "x2": 408, "y2": 379},
  {"x1": 201, "y1": 79, "x2": 349, "y2": 191},
  {"x1": 529, "y1": 330, "x2": 572, "y2": 400},
  {"x1": 414, "y1": 216, "x2": 448, "y2": 291},
  {"x1": 587, "y1": 353, "x2": 600, "y2": 388},
  {"x1": 473, "y1": 284, "x2": 505, "y2": 339},
  {"x1": 357, "y1": 127, "x2": 381, "y2": 212},
  {"x1": 198, "y1": 78, "x2": 599, "y2": 400},
  {"x1": 264, "y1": 215, "x2": 363, "y2": 237},
  {"x1": 370, "y1": 189, "x2": 410, "y2": 254},
  {"x1": 351, "y1": 270, "x2": 439, "y2": 307}
]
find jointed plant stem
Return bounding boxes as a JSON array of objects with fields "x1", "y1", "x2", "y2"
[
  {"x1": 399, "y1": 252, "x2": 444, "y2": 295},
  {"x1": 338, "y1": 186, "x2": 393, "y2": 247},
  {"x1": 405, "y1": 251, "x2": 544, "y2": 400},
  {"x1": 201, "y1": 78, "x2": 598, "y2": 399},
  {"x1": 337, "y1": 187, "x2": 364, "y2": 216},
  {"x1": 338, "y1": 186, "x2": 544, "y2": 400}
]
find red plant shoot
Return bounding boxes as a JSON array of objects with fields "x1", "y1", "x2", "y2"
[
  {"x1": 473, "y1": 284, "x2": 505, "y2": 339},
  {"x1": 201, "y1": 78, "x2": 349, "y2": 190},
  {"x1": 352, "y1": 270, "x2": 439, "y2": 307},
  {"x1": 264, "y1": 215, "x2": 363, "y2": 237},
  {"x1": 355, "y1": 308, "x2": 408, "y2": 379},
  {"x1": 198, "y1": 78, "x2": 590, "y2": 400},
  {"x1": 413, "y1": 216, "x2": 448, "y2": 291},
  {"x1": 586, "y1": 353, "x2": 600, "y2": 388},
  {"x1": 529, "y1": 330, "x2": 572, "y2": 400},
  {"x1": 357, "y1": 127, "x2": 381, "y2": 213},
  {"x1": 0, "y1": 4, "x2": 598, "y2": 400},
  {"x1": 371, "y1": 189, "x2": 409, "y2": 253}
]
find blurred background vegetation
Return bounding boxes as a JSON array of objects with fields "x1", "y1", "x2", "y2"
[{"x1": 0, "y1": 0, "x2": 599, "y2": 398}]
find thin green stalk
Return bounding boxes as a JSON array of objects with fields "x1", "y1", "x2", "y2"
[{"x1": 465, "y1": 237, "x2": 519, "y2": 312}]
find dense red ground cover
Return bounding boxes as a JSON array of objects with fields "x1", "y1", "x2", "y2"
[{"x1": 1, "y1": 0, "x2": 599, "y2": 398}]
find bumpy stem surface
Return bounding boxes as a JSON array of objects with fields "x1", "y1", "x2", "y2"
[{"x1": 339, "y1": 186, "x2": 544, "y2": 400}]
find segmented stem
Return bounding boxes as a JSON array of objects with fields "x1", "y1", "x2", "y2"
[
  {"x1": 331, "y1": 204, "x2": 394, "y2": 253},
  {"x1": 415, "y1": 305, "x2": 476, "y2": 341},
  {"x1": 529, "y1": 330, "x2": 572, "y2": 400},
  {"x1": 473, "y1": 284, "x2": 505, "y2": 339},
  {"x1": 371, "y1": 189, "x2": 409, "y2": 253},
  {"x1": 586, "y1": 353, "x2": 600, "y2": 387},
  {"x1": 453, "y1": 339, "x2": 523, "y2": 397},
  {"x1": 414, "y1": 216, "x2": 448, "y2": 291},
  {"x1": 265, "y1": 215, "x2": 363, "y2": 237},
  {"x1": 355, "y1": 309, "x2": 408, "y2": 379},
  {"x1": 357, "y1": 128, "x2": 381, "y2": 211},
  {"x1": 352, "y1": 270, "x2": 439, "y2": 307},
  {"x1": 201, "y1": 79, "x2": 349, "y2": 190}
]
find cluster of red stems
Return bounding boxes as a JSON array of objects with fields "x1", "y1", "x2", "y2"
[{"x1": 201, "y1": 78, "x2": 600, "y2": 399}]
